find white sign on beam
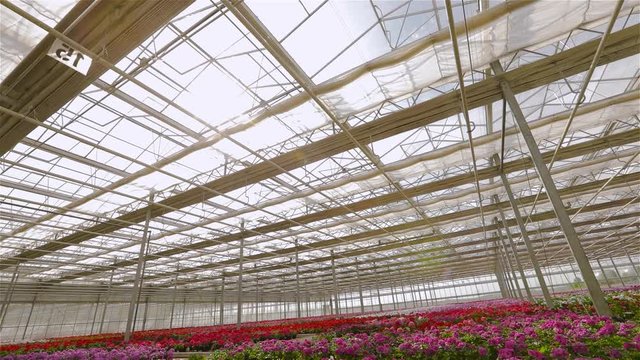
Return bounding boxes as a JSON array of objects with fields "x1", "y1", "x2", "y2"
[{"x1": 47, "y1": 38, "x2": 92, "y2": 75}]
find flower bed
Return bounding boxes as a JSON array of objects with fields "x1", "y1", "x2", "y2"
[
  {"x1": 537, "y1": 286, "x2": 640, "y2": 322},
  {"x1": 0, "y1": 345, "x2": 172, "y2": 360},
  {"x1": 2, "y1": 288, "x2": 639, "y2": 359},
  {"x1": 205, "y1": 309, "x2": 639, "y2": 359}
]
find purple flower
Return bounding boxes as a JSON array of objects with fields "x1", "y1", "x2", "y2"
[
  {"x1": 498, "y1": 348, "x2": 514, "y2": 359},
  {"x1": 571, "y1": 342, "x2": 588, "y2": 354},
  {"x1": 609, "y1": 349, "x2": 622, "y2": 358},
  {"x1": 550, "y1": 347, "x2": 569, "y2": 359},
  {"x1": 528, "y1": 349, "x2": 546, "y2": 360}
]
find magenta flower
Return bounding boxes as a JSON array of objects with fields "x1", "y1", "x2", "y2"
[
  {"x1": 528, "y1": 349, "x2": 546, "y2": 360},
  {"x1": 596, "y1": 322, "x2": 616, "y2": 336},
  {"x1": 571, "y1": 342, "x2": 588, "y2": 354},
  {"x1": 550, "y1": 347, "x2": 569, "y2": 359},
  {"x1": 609, "y1": 349, "x2": 622, "y2": 358},
  {"x1": 478, "y1": 346, "x2": 488, "y2": 356},
  {"x1": 498, "y1": 347, "x2": 514, "y2": 359}
]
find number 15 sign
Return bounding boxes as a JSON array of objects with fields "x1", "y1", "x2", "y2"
[{"x1": 47, "y1": 38, "x2": 93, "y2": 75}]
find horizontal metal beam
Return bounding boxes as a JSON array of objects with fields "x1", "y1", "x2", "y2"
[{"x1": 36, "y1": 128, "x2": 640, "y2": 283}]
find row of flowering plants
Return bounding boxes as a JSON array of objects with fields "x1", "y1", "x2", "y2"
[
  {"x1": 1, "y1": 288, "x2": 639, "y2": 359},
  {"x1": 1, "y1": 301, "x2": 529, "y2": 355},
  {"x1": 205, "y1": 307, "x2": 639, "y2": 359},
  {"x1": 0, "y1": 345, "x2": 173, "y2": 360},
  {"x1": 537, "y1": 285, "x2": 640, "y2": 322}
]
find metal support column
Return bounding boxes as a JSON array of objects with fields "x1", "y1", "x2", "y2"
[
  {"x1": 169, "y1": 264, "x2": 179, "y2": 329},
  {"x1": 21, "y1": 293, "x2": 37, "y2": 340},
  {"x1": 330, "y1": 250, "x2": 339, "y2": 315},
  {"x1": 625, "y1": 250, "x2": 640, "y2": 282},
  {"x1": 374, "y1": 263, "x2": 383, "y2": 311},
  {"x1": 124, "y1": 193, "x2": 154, "y2": 342},
  {"x1": 99, "y1": 267, "x2": 115, "y2": 334},
  {"x1": 495, "y1": 163, "x2": 553, "y2": 306},
  {"x1": 596, "y1": 259, "x2": 612, "y2": 288},
  {"x1": 568, "y1": 262, "x2": 581, "y2": 283},
  {"x1": 141, "y1": 296, "x2": 149, "y2": 331},
  {"x1": 494, "y1": 235, "x2": 514, "y2": 298},
  {"x1": 429, "y1": 281, "x2": 437, "y2": 305},
  {"x1": 421, "y1": 280, "x2": 430, "y2": 307},
  {"x1": 390, "y1": 282, "x2": 397, "y2": 310},
  {"x1": 328, "y1": 293, "x2": 334, "y2": 315},
  {"x1": 495, "y1": 258, "x2": 510, "y2": 298},
  {"x1": 255, "y1": 265, "x2": 260, "y2": 322},
  {"x1": 497, "y1": 250, "x2": 514, "y2": 298},
  {"x1": 219, "y1": 276, "x2": 225, "y2": 324},
  {"x1": 355, "y1": 259, "x2": 364, "y2": 313},
  {"x1": 400, "y1": 281, "x2": 408, "y2": 307},
  {"x1": 237, "y1": 224, "x2": 244, "y2": 327},
  {"x1": 212, "y1": 285, "x2": 218, "y2": 325},
  {"x1": 494, "y1": 211, "x2": 533, "y2": 302},
  {"x1": 295, "y1": 239, "x2": 301, "y2": 318},
  {"x1": 610, "y1": 257, "x2": 625, "y2": 286},
  {"x1": 411, "y1": 283, "x2": 419, "y2": 307},
  {"x1": 496, "y1": 227, "x2": 524, "y2": 299},
  {"x1": 305, "y1": 281, "x2": 310, "y2": 317},
  {"x1": 491, "y1": 61, "x2": 611, "y2": 316},
  {"x1": 412, "y1": 283, "x2": 418, "y2": 306},
  {"x1": 181, "y1": 297, "x2": 186, "y2": 327},
  {"x1": 452, "y1": 280, "x2": 459, "y2": 301},
  {"x1": 90, "y1": 294, "x2": 101, "y2": 335},
  {"x1": 0, "y1": 264, "x2": 19, "y2": 328}
]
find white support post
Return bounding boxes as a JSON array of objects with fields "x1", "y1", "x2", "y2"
[
  {"x1": 374, "y1": 263, "x2": 383, "y2": 311},
  {"x1": 331, "y1": 250, "x2": 339, "y2": 315},
  {"x1": 596, "y1": 259, "x2": 612, "y2": 288},
  {"x1": 255, "y1": 265, "x2": 260, "y2": 322},
  {"x1": 212, "y1": 285, "x2": 218, "y2": 325},
  {"x1": 494, "y1": 161, "x2": 553, "y2": 306},
  {"x1": 494, "y1": 258, "x2": 510, "y2": 298},
  {"x1": 21, "y1": 293, "x2": 37, "y2": 340},
  {"x1": 0, "y1": 264, "x2": 19, "y2": 328},
  {"x1": 124, "y1": 193, "x2": 154, "y2": 342},
  {"x1": 170, "y1": 264, "x2": 179, "y2": 329},
  {"x1": 237, "y1": 223, "x2": 244, "y2": 327},
  {"x1": 141, "y1": 296, "x2": 149, "y2": 331},
  {"x1": 610, "y1": 256, "x2": 625, "y2": 286},
  {"x1": 295, "y1": 239, "x2": 301, "y2": 318},
  {"x1": 355, "y1": 259, "x2": 364, "y2": 313},
  {"x1": 181, "y1": 297, "x2": 186, "y2": 327},
  {"x1": 491, "y1": 61, "x2": 611, "y2": 316},
  {"x1": 90, "y1": 294, "x2": 101, "y2": 335},
  {"x1": 625, "y1": 250, "x2": 640, "y2": 282},
  {"x1": 496, "y1": 247, "x2": 513, "y2": 298},
  {"x1": 421, "y1": 280, "x2": 430, "y2": 307},
  {"x1": 495, "y1": 227, "x2": 524, "y2": 299},
  {"x1": 494, "y1": 210, "x2": 533, "y2": 302},
  {"x1": 99, "y1": 267, "x2": 115, "y2": 334},
  {"x1": 219, "y1": 276, "x2": 225, "y2": 324}
]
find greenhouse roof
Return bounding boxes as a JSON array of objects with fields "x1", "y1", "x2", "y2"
[{"x1": 0, "y1": 0, "x2": 638, "y2": 300}]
